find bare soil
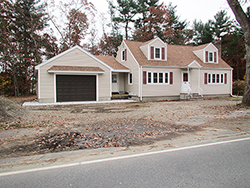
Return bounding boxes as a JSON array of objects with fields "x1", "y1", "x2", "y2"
[{"x1": 0, "y1": 96, "x2": 249, "y2": 159}]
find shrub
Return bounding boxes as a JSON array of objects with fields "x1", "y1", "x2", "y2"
[{"x1": 233, "y1": 80, "x2": 245, "y2": 96}]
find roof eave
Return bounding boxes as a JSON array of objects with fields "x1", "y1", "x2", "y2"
[
  {"x1": 47, "y1": 70, "x2": 105, "y2": 74},
  {"x1": 112, "y1": 69, "x2": 130, "y2": 73}
]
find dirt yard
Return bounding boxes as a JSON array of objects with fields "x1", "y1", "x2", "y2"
[{"x1": 0, "y1": 96, "x2": 250, "y2": 159}]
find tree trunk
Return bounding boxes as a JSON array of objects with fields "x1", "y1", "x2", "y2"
[
  {"x1": 242, "y1": 44, "x2": 250, "y2": 105},
  {"x1": 13, "y1": 67, "x2": 19, "y2": 97},
  {"x1": 125, "y1": 22, "x2": 129, "y2": 40},
  {"x1": 227, "y1": 0, "x2": 250, "y2": 106}
]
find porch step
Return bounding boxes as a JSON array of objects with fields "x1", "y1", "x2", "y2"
[
  {"x1": 111, "y1": 94, "x2": 130, "y2": 100},
  {"x1": 180, "y1": 93, "x2": 203, "y2": 100},
  {"x1": 190, "y1": 93, "x2": 203, "y2": 100}
]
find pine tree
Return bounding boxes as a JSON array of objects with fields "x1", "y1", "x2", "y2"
[
  {"x1": 165, "y1": 3, "x2": 192, "y2": 45},
  {"x1": 0, "y1": 0, "x2": 49, "y2": 96},
  {"x1": 112, "y1": 0, "x2": 139, "y2": 40},
  {"x1": 212, "y1": 10, "x2": 232, "y2": 40}
]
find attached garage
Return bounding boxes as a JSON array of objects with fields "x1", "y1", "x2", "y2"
[
  {"x1": 56, "y1": 75, "x2": 96, "y2": 102},
  {"x1": 35, "y1": 46, "x2": 129, "y2": 103}
]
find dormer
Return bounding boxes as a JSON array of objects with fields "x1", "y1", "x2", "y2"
[
  {"x1": 140, "y1": 37, "x2": 167, "y2": 61},
  {"x1": 193, "y1": 43, "x2": 219, "y2": 64}
]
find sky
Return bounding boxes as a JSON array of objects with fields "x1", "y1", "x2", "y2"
[{"x1": 88, "y1": 0, "x2": 250, "y2": 26}]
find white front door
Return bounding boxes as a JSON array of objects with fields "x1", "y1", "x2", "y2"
[
  {"x1": 112, "y1": 73, "x2": 119, "y2": 92},
  {"x1": 181, "y1": 72, "x2": 190, "y2": 93}
]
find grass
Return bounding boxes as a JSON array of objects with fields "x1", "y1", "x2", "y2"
[
  {"x1": 214, "y1": 96, "x2": 242, "y2": 101},
  {"x1": 0, "y1": 123, "x2": 25, "y2": 130}
]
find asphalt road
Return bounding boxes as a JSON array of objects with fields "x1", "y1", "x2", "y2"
[{"x1": 1, "y1": 137, "x2": 250, "y2": 188}]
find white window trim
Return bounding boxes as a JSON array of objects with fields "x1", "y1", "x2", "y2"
[
  {"x1": 128, "y1": 72, "x2": 133, "y2": 85},
  {"x1": 147, "y1": 71, "x2": 170, "y2": 85},
  {"x1": 207, "y1": 73, "x2": 225, "y2": 84}
]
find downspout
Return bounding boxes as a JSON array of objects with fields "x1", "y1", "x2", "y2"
[
  {"x1": 198, "y1": 67, "x2": 200, "y2": 94},
  {"x1": 230, "y1": 69, "x2": 233, "y2": 96},
  {"x1": 96, "y1": 74, "x2": 99, "y2": 101},
  {"x1": 37, "y1": 69, "x2": 40, "y2": 100},
  {"x1": 110, "y1": 71, "x2": 112, "y2": 99},
  {"x1": 139, "y1": 66, "x2": 143, "y2": 101},
  {"x1": 54, "y1": 74, "x2": 56, "y2": 103}
]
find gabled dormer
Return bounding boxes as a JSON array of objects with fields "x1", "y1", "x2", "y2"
[
  {"x1": 193, "y1": 43, "x2": 219, "y2": 64},
  {"x1": 140, "y1": 37, "x2": 167, "y2": 61}
]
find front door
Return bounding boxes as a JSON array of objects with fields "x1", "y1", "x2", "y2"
[
  {"x1": 112, "y1": 73, "x2": 119, "y2": 93},
  {"x1": 181, "y1": 72, "x2": 190, "y2": 93}
]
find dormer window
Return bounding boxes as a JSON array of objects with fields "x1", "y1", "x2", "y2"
[
  {"x1": 150, "y1": 47, "x2": 166, "y2": 60},
  {"x1": 205, "y1": 51, "x2": 217, "y2": 63},
  {"x1": 209, "y1": 52, "x2": 213, "y2": 62},
  {"x1": 155, "y1": 48, "x2": 160, "y2": 59}
]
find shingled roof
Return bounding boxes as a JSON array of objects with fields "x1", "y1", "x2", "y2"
[
  {"x1": 48, "y1": 65, "x2": 104, "y2": 73},
  {"x1": 95, "y1": 55, "x2": 130, "y2": 71},
  {"x1": 124, "y1": 40, "x2": 232, "y2": 69}
]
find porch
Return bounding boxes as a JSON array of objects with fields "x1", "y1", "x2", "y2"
[
  {"x1": 111, "y1": 72, "x2": 131, "y2": 100},
  {"x1": 180, "y1": 61, "x2": 203, "y2": 99}
]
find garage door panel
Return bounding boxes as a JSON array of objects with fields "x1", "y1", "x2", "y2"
[{"x1": 56, "y1": 75, "x2": 96, "y2": 102}]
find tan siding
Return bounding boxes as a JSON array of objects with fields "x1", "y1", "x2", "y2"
[
  {"x1": 118, "y1": 73, "x2": 125, "y2": 92},
  {"x1": 205, "y1": 44, "x2": 217, "y2": 52},
  {"x1": 200, "y1": 69, "x2": 231, "y2": 95},
  {"x1": 39, "y1": 69, "x2": 55, "y2": 101},
  {"x1": 142, "y1": 67, "x2": 181, "y2": 96},
  {"x1": 140, "y1": 45, "x2": 148, "y2": 59},
  {"x1": 39, "y1": 48, "x2": 111, "y2": 102},
  {"x1": 150, "y1": 40, "x2": 165, "y2": 47},
  {"x1": 189, "y1": 69, "x2": 200, "y2": 93},
  {"x1": 142, "y1": 68, "x2": 232, "y2": 97},
  {"x1": 117, "y1": 42, "x2": 139, "y2": 95},
  {"x1": 193, "y1": 50, "x2": 203, "y2": 62}
]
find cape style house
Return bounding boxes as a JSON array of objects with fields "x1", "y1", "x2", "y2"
[{"x1": 35, "y1": 37, "x2": 233, "y2": 103}]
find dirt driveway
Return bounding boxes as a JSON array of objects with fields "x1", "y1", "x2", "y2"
[{"x1": 0, "y1": 97, "x2": 250, "y2": 159}]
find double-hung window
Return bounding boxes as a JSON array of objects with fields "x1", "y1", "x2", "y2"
[
  {"x1": 153, "y1": 72, "x2": 158, "y2": 83},
  {"x1": 208, "y1": 73, "x2": 225, "y2": 84},
  {"x1": 165, "y1": 73, "x2": 169, "y2": 83},
  {"x1": 129, "y1": 73, "x2": 132, "y2": 84},
  {"x1": 122, "y1": 50, "x2": 125, "y2": 61},
  {"x1": 209, "y1": 52, "x2": 213, "y2": 62},
  {"x1": 148, "y1": 72, "x2": 152, "y2": 83},
  {"x1": 221, "y1": 74, "x2": 224, "y2": 83},
  {"x1": 159, "y1": 73, "x2": 163, "y2": 83},
  {"x1": 147, "y1": 72, "x2": 169, "y2": 84},
  {"x1": 155, "y1": 48, "x2": 160, "y2": 59}
]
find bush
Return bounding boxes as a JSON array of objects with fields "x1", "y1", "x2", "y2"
[{"x1": 233, "y1": 80, "x2": 245, "y2": 96}]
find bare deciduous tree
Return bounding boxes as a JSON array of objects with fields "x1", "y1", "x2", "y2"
[{"x1": 227, "y1": 0, "x2": 250, "y2": 106}]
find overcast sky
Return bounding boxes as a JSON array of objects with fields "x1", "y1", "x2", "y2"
[{"x1": 89, "y1": 0, "x2": 250, "y2": 25}]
